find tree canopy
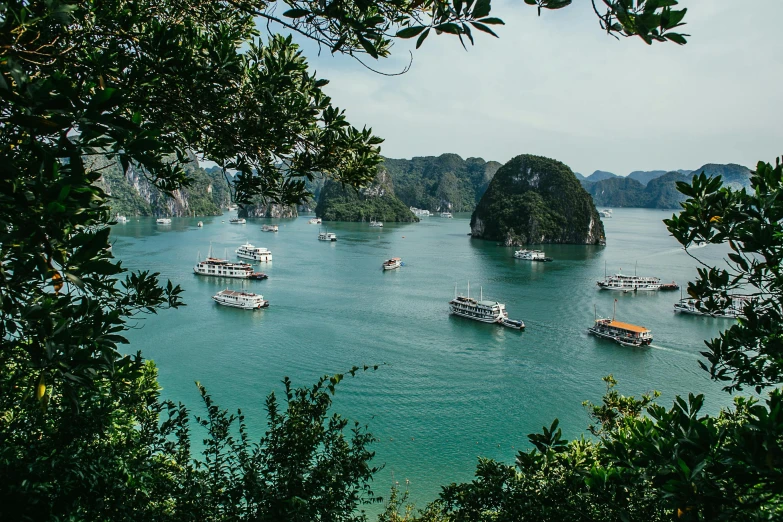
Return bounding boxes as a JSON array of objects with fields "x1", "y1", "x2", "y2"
[{"x1": 0, "y1": 0, "x2": 701, "y2": 520}]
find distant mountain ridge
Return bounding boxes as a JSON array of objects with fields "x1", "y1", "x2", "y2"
[
  {"x1": 381, "y1": 154, "x2": 501, "y2": 213},
  {"x1": 585, "y1": 163, "x2": 751, "y2": 209}
]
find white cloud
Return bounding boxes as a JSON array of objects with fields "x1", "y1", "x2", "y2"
[{"x1": 297, "y1": 0, "x2": 783, "y2": 175}]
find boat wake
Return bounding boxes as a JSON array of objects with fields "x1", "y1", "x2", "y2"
[{"x1": 647, "y1": 344, "x2": 699, "y2": 359}]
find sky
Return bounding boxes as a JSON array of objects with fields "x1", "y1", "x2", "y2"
[{"x1": 292, "y1": 0, "x2": 783, "y2": 176}]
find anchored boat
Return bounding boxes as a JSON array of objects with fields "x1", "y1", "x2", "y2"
[
  {"x1": 309, "y1": 217, "x2": 322, "y2": 224},
  {"x1": 514, "y1": 249, "x2": 552, "y2": 262},
  {"x1": 212, "y1": 289, "x2": 269, "y2": 309},
  {"x1": 674, "y1": 295, "x2": 752, "y2": 319},
  {"x1": 318, "y1": 229, "x2": 337, "y2": 241},
  {"x1": 236, "y1": 242, "x2": 272, "y2": 262},
  {"x1": 261, "y1": 224, "x2": 278, "y2": 232},
  {"x1": 229, "y1": 218, "x2": 246, "y2": 224},
  {"x1": 156, "y1": 218, "x2": 171, "y2": 225},
  {"x1": 383, "y1": 257, "x2": 401, "y2": 270},
  {"x1": 194, "y1": 247, "x2": 267, "y2": 279},
  {"x1": 597, "y1": 262, "x2": 661, "y2": 292}
]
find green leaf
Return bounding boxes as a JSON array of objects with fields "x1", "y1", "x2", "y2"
[
  {"x1": 665, "y1": 32, "x2": 687, "y2": 45},
  {"x1": 396, "y1": 26, "x2": 427, "y2": 39},
  {"x1": 283, "y1": 8, "x2": 310, "y2": 18},
  {"x1": 470, "y1": 21, "x2": 499, "y2": 38},
  {"x1": 478, "y1": 17, "x2": 505, "y2": 25},
  {"x1": 472, "y1": 0, "x2": 491, "y2": 19},
  {"x1": 415, "y1": 28, "x2": 431, "y2": 49}
]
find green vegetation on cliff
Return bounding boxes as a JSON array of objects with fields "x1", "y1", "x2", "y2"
[
  {"x1": 471, "y1": 155, "x2": 604, "y2": 245},
  {"x1": 95, "y1": 156, "x2": 230, "y2": 217},
  {"x1": 382, "y1": 154, "x2": 501, "y2": 212},
  {"x1": 316, "y1": 169, "x2": 417, "y2": 222}
]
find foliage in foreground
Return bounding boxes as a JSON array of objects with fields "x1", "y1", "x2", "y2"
[{"x1": 0, "y1": 361, "x2": 380, "y2": 521}]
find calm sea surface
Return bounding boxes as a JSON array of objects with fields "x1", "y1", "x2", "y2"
[{"x1": 112, "y1": 209, "x2": 734, "y2": 509}]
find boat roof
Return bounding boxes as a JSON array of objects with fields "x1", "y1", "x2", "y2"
[
  {"x1": 478, "y1": 300, "x2": 500, "y2": 307},
  {"x1": 219, "y1": 290, "x2": 261, "y2": 297},
  {"x1": 604, "y1": 320, "x2": 649, "y2": 333}
]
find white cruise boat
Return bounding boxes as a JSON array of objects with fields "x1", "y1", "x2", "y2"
[
  {"x1": 156, "y1": 218, "x2": 171, "y2": 225},
  {"x1": 212, "y1": 289, "x2": 269, "y2": 309},
  {"x1": 514, "y1": 249, "x2": 552, "y2": 262},
  {"x1": 261, "y1": 224, "x2": 278, "y2": 232},
  {"x1": 382, "y1": 257, "x2": 401, "y2": 270},
  {"x1": 598, "y1": 209, "x2": 613, "y2": 218},
  {"x1": 449, "y1": 283, "x2": 525, "y2": 330},
  {"x1": 369, "y1": 219, "x2": 383, "y2": 227},
  {"x1": 309, "y1": 218, "x2": 322, "y2": 224},
  {"x1": 194, "y1": 256, "x2": 267, "y2": 279},
  {"x1": 597, "y1": 266, "x2": 661, "y2": 292},
  {"x1": 318, "y1": 230, "x2": 337, "y2": 241},
  {"x1": 197, "y1": 221, "x2": 203, "y2": 227},
  {"x1": 236, "y1": 242, "x2": 272, "y2": 262},
  {"x1": 229, "y1": 218, "x2": 246, "y2": 224},
  {"x1": 440, "y1": 212, "x2": 453, "y2": 218},
  {"x1": 674, "y1": 296, "x2": 751, "y2": 319},
  {"x1": 116, "y1": 214, "x2": 128, "y2": 224},
  {"x1": 410, "y1": 207, "x2": 430, "y2": 217}
]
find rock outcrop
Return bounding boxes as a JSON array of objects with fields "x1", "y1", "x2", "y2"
[
  {"x1": 470, "y1": 154, "x2": 604, "y2": 245},
  {"x1": 315, "y1": 167, "x2": 417, "y2": 222}
]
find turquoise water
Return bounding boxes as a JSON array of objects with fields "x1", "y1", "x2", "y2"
[{"x1": 112, "y1": 209, "x2": 733, "y2": 509}]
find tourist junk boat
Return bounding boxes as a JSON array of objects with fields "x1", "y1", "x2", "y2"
[
  {"x1": 309, "y1": 217, "x2": 322, "y2": 224},
  {"x1": 156, "y1": 218, "x2": 171, "y2": 225},
  {"x1": 383, "y1": 257, "x2": 401, "y2": 270},
  {"x1": 514, "y1": 249, "x2": 553, "y2": 262},
  {"x1": 674, "y1": 295, "x2": 752, "y2": 319},
  {"x1": 449, "y1": 283, "x2": 525, "y2": 331},
  {"x1": 194, "y1": 249, "x2": 267, "y2": 279},
  {"x1": 597, "y1": 263, "x2": 663, "y2": 292},
  {"x1": 588, "y1": 302, "x2": 652, "y2": 347},
  {"x1": 229, "y1": 218, "x2": 246, "y2": 224},
  {"x1": 599, "y1": 209, "x2": 613, "y2": 218},
  {"x1": 116, "y1": 214, "x2": 128, "y2": 224},
  {"x1": 410, "y1": 207, "x2": 430, "y2": 217},
  {"x1": 262, "y1": 224, "x2": 278, "y2": 232},
  {"x1": 318, "y1": 229, "x2": 337, "y2": 241},
  {"x1": 212, "y1": 289, "x2": 269, "y2": 310},
  {"x1": 440, "y1": 211, "x2": 453, "y2": 218},
  {"x1": 236, "y1": 242, "x2": 272, "y2": 262}
]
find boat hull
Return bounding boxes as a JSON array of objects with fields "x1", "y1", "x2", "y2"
[
  {"x1": 236, "y1": 252, "x2": 272, "y2": 262},
  {"x1": 194, "y1": 269, "x2": 251, "y2": 279},
  {"x1": 212, "y1": 296, "x2": 268, "y2": 309}
]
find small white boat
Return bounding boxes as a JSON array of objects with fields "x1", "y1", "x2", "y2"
[
  {"x1": 410, "y1": 207, "x2": 430, "y2": 217},
  {"x1": 514, "y1": 249, "x2": 552, "y2": 262},
  {"x1": 598, "y1": 209, "x2": 613, "y2": 218},
  {"x1": 212, "y1": 289, "x2": 269, "y2": 309},
  {"x1": 236, "y1": 242, "x2": 272, "y2": 262},
  {"x1": 229, "y1": 218, "x2": 246, "y2": 224},
  {"x1": 156, "y1": 218, "x2": 171, "y2": 225},
  {"x1": 369, "y1": 218, "x2": 383, "y2": 227},
  {"x1": 116, "y1": 214, "x2": 128, "y2": 224},
  {"x1": 261, "y1": 224, "x2": 278, "y2": 232},
  {"x1": 318, "y1": 230, "x2": 337, "y2": 241},
  {"x1": 309, "y1": 217, "x2": 322, "y2": 224},
  {"x1": 383, "y1": 257, "x2": 401, "y2": 270},
  {"x1": 674, "y1": 295, "x2": 752, "y2": 319},
  {"x1": 197, "y1": 221, "x2": 203, "y2": 227},
  {"x1": 440, "y1": 212, "x2": 453, "y2": 218}
]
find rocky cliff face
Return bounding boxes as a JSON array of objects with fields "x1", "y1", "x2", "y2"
[
  {"x1": 239, "y1": 202, "x2": 297, "y2": 218},
  {"x1": 382, "y1": 154, "x2": 501, "y2": 212},
  {"x1": 471, "y1": 154, "x2": 604, "y2": 245},
  {"x1": 93, "y1": 153, "x2": 229, "y2": 217}
]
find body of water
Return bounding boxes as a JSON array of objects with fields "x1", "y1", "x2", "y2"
[{"x1": 111, "y1": 209, "x2": 734, "y2": 510}]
